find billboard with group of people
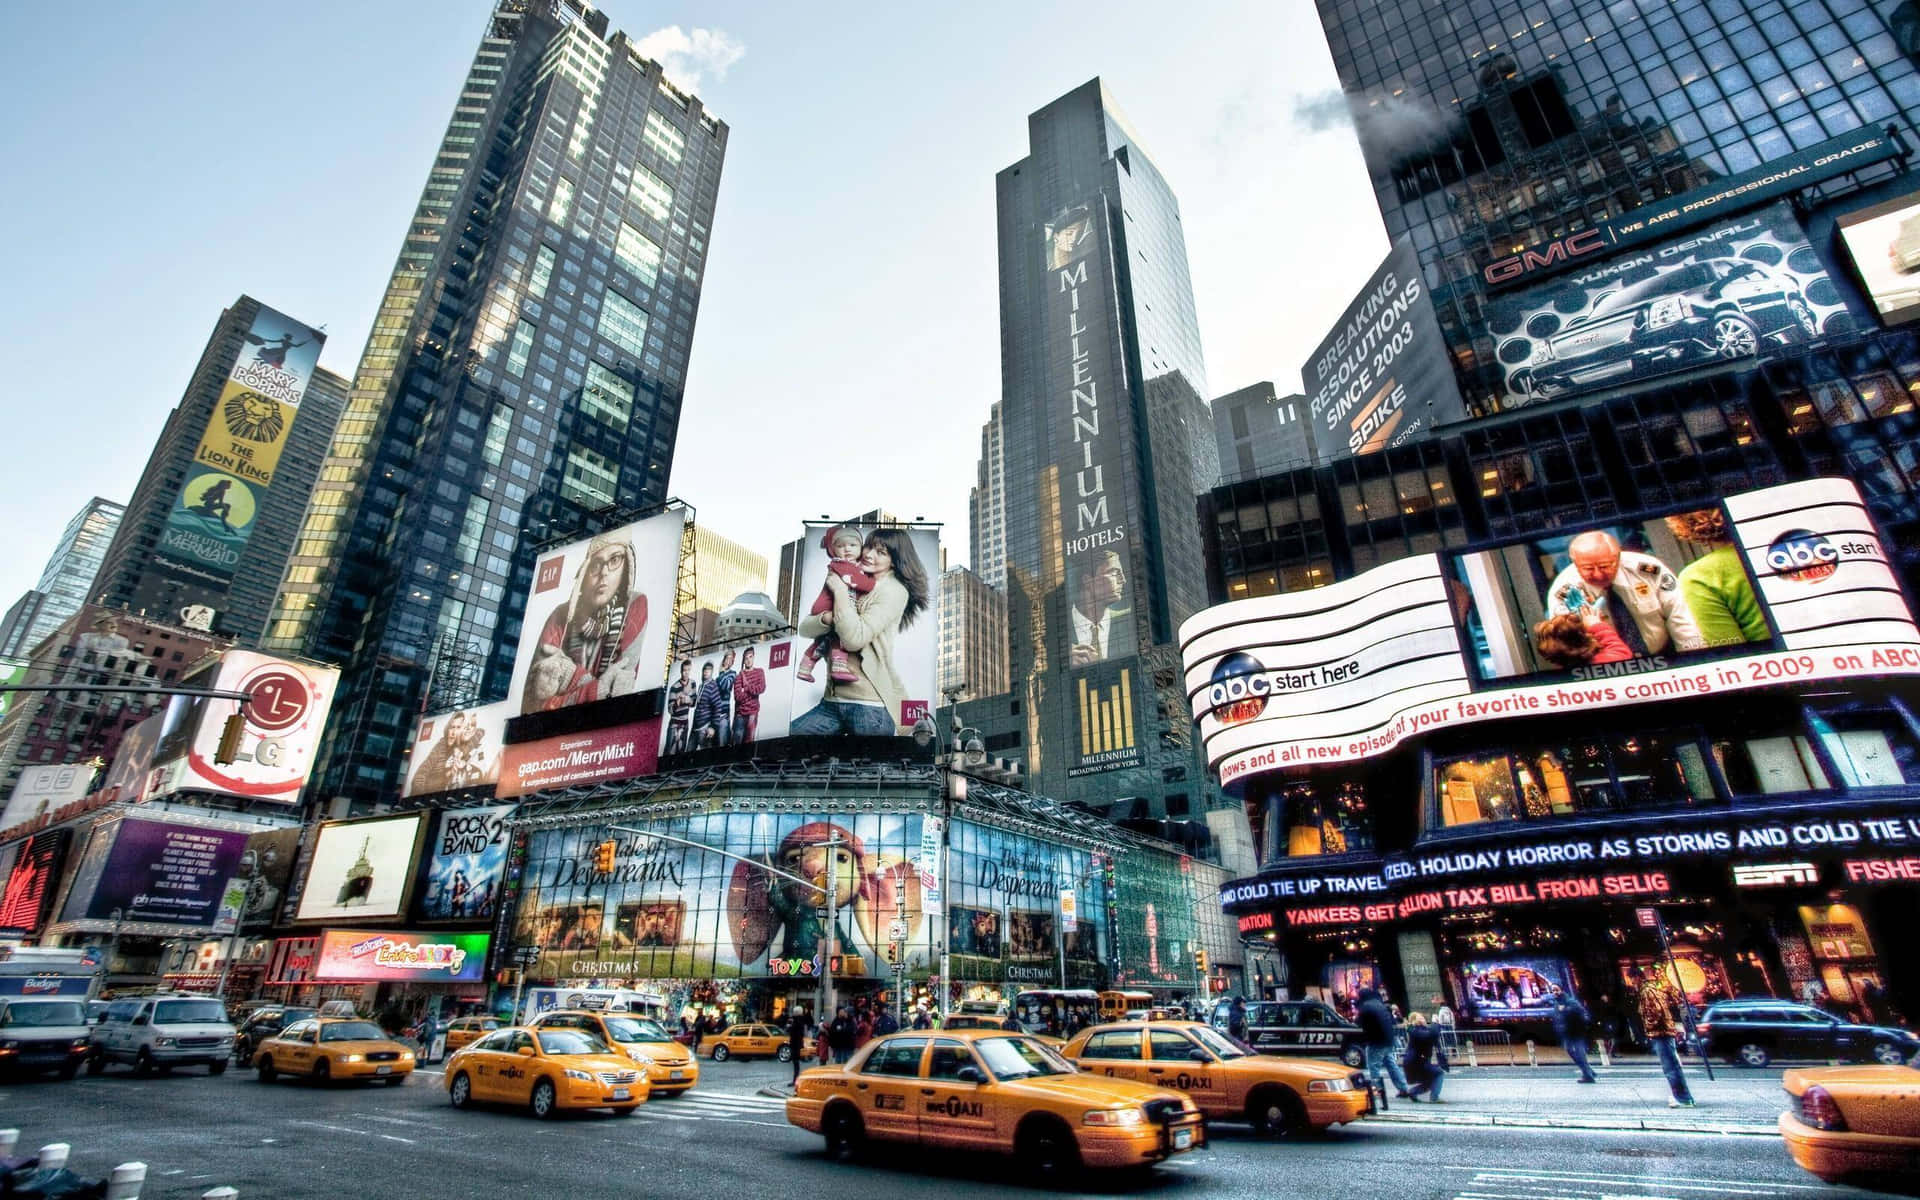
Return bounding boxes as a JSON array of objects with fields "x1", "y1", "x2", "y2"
[{"x1": 1183, "y1": 477, "x2": 1920, "y2": 786}]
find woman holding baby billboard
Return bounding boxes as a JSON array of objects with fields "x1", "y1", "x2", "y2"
[{"x1": 790, "y1": 525, "x2": 932, "y2": 736}]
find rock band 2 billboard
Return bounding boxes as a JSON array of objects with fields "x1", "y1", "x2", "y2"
[
  {"x1": 1489, "y1": 201, "x2": 1847, "y2": 406},
  {"x1": 1303, "y1": 240, "x2": 1467, "y2": 461},
  {"x1": 1182, "y1": 478, "x2": 1920, "y2": 786},
  {"x1": 153, "y1": 304, "x2": 325, "y2": 601}
]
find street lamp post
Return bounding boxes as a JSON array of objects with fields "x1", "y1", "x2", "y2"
[{"x1": 915, "y1": 698, "x2": 991, "y2": 1023}]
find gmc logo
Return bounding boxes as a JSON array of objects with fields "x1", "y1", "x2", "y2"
[
  {"x1": 1485, "y1": 229, "x2": 1609, "y2": 285},
  {"x1": 1732, "y1": 862, "x2": 1820, "y2": 888}
]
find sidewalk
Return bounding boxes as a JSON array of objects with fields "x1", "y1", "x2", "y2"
[{"x1": 1368, "y1": 1062, "x2": 1786, "y2": 1135}]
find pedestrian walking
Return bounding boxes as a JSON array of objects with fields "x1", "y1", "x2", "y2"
[
  {"x1": 873, "y1": 1008, "x2": 899, "y2": 1037},
  {"x1": 911, "y1": 1006, "x2": 932, "y2": 1031},
  {"x1": 1432, "y1": 998, "x2": 1457, "y2": 1058},
  {"x1": 827, "y1": 1006, "x2": 857, "y2": 1064},
  {"x1": 690, "y1": 1020, "x2": 705, "y2": 1056},
  {"x1": 1402, "y1": 1013, "x2": 1448, "y2": 1102},
  {"x1": 1637, "y1": 966, "x2": 1695, "y2": 1108},
  {"x1": 786, "y1": 1007, "x2": 811, "y2": 1085},
  {"x1": 1548, "y1": 986, "x2": 1598, "y2": 1083},
  {"x1": 1228, "y1": 995, "x2": 1248, "y2": 1043},
  {"x1": 854, "y1": 1012, "x2": 873, "y2": 1046},
  {"x1": 1356, "y1": 988, "x2": 1412, "y2": 1107}
]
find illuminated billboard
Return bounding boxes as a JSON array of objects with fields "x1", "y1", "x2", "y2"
[
  {"x1": 152, "y1": 304, "x2": 325, "y2": 600},
  {"x1": 1182, "y1": 478, "x2": 1920, "y2": 785},
  {"x1": 161, "y1": 651, "x2": 339, "y2": 804},
  {"x1": 1070, "y1": 659, "x2": 1142, "y2": 778},
  {"x1": 58, "y1": 815, "x2": 251, "y2": 928},
  {"x1": 292, "y1": 814, "x2": 427, "y2": 923},
  {"x1": 1488, "y1": 202, "x2": 1845, "y2": 407},
  {"x1": 418, "y1": 804, "x2": 515, "y2": 922},
  {"x1": 0, "y1": 830, "x2": 70, "y2": 936},
  {"x1": 401, "y1": 700, "x2": 512, "y2": 798},
  {"x1": 314, "y1": 929, "x2": 489, "y2": 984},
  {"x1": 1837, "y1": 189, "x2": 1920, "y2": 326},
  {"x1": 498, "y1": 720, "x2": 659, "y2": 797},
  {"x1": 1302, "y1": 240, "x2": 1467, "y2": 461},
  {"x1": 661, "y1": 639, "x2": 795, "y2": 757},
  {"x1": 790, "y1": 521, "x2": 938, "y2": 736},
  {"x1": 507, "y1": 510, "x2": 685, "y2": 715}
]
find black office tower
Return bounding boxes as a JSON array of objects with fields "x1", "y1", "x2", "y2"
[
  {"x1": 265, "y1": 0, "x2": 727, "y2": 809},
  {"x1": 1315, "y1": 0, "x2": 1920, "y2": 412},
  {"x1": 994, "y1": 80, "x2": 1219, "y2": 820}
]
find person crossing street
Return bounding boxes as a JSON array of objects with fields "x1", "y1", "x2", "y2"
[
  {"x1": 1638, "y1": 966, "x2": 1695, "y2": 1108},
  {"x1": 1549, "y1": 985, "x2": 1599, "y2": 1084}
]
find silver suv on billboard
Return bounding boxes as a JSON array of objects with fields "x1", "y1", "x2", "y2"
[{"x1": 1504, "y1": 258, "x2": 1818, "y2": 401}]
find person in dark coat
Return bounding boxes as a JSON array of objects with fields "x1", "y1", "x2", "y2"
[
  {"x1": 1356, "y1": 988, "x2": 1411, "y2": 1104},
  {"x1": 1228, "y1": 995, "x2": 1248, "y2": 1042},
  {"x1": 1549, "y1": 986, "x2": 1598, "y2": 1083},
  {"x1": 786, "y1": 1007, "x2": 811, "y2": 1084},
  {"x1": 1402, "y1": 1013, "x2": 1448, "y2": 1101},
  {"x1": 873, "y1": 1008, "x2": 899, "y2": 1037},
  {"x1": 827, "y1": 1007, "x2": 857, "y2": 1064}
]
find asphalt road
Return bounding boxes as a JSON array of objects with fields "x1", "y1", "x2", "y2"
[{"x1": 0, "y1": 1055, "x2": 1901, "y2": 1200}]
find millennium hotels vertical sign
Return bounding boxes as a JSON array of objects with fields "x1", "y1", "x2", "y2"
[{"x1": 1071, "y1": 661, "x2": 1141, "y2": 777}]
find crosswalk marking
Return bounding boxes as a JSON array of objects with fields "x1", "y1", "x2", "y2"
[{"x1": 1448, "y1": 1166, "x2": 1831, "y2": 1200}]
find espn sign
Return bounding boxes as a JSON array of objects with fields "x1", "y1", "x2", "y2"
[
  {"x1": 1732, "y1": 861, "x2": 1820, "y2": 888},
  {"x1": 1483, "y1": 229, "x2": 1608, "y2": 286}
]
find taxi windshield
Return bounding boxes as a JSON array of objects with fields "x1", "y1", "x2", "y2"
[
  {"x1": 1188, "y1": 1025, "x2": 1253, "y2": 1059},
  {"x1": 974, "y1": 1036, "x2": 1072, "y2": 1080},
  {"x1": 321, "y1": 1021, "x2": 386, "y2": 1043},
  {"x1": 538, "y1": 1030, "x2": 612, "y2": 1056},
  {"x1": 604, "y1": 1017, "x2": 673, "y2": 1043}
]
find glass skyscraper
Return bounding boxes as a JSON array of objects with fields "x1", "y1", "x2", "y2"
[
  {"x1": 0, "y1": 498, "x2": 124, "y2": 660},
  {"x1": 993, "y1": 79, "x2": 1219, "y2": 819},
  {"x1": 265, "y1": 0, "x2": 727, "y2": 808},
  {"x1": 1316, "y1": 0, "x2": 1920, "y2": 411}
]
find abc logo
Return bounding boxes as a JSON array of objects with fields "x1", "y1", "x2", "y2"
[
  {"x1": 1766, "y1": 529, "x2": 1840, "y2": 583},
  {"x1": 1208, "y1": 652, "x2": 1269, "y2": 725}
]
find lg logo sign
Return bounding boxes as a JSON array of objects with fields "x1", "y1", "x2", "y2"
[{"x1": 245, "y1": 669, "x2": 311, "y2": 732}]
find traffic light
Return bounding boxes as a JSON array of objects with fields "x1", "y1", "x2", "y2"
[
  {"x1": 1194, "y1": 949, "x2": 1209, "y2": 974},
  {"x1": 593, "y1": 839, "x2": 617, "y2": 873},
  {"x1": 214, "y1": 713, "x2": 247, "y2": 765}
]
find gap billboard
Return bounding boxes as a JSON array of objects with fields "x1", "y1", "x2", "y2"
[{"x1": 1182, "y1": 478, "x2": 1920, "y2": 786}]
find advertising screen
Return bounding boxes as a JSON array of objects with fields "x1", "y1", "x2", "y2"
[
  {"x1": 662, "y1": 638, "x2": 796, "y2": 757},
  {"x1": 0, "y1": 830, "x2": 70, "y2": 936},
  {"x1": 153, "y1": 304, "x2": 325, "y2": 601},
  {"x1": 507, "y1": 511, "x2": 685, "y2": 716},
  {"x1": 1070, "y1": 659, "x2": 1143, "y2": 778},
  {"x1": 166, "y1": 651, "x2": 339, "y2": 804},
  {"x1": 0, "y1": 763, "x2": 96, "y2": 831},
  {"x1": 944, "y1": 820, "x2": 1104, "y2": 986},
  {"x1": 1837, "y1": 189, "x2": 1920, "y2": 326},
  {"x1": 516, "y1": 812, "x2": 940, "y2": 981},
  {"x1": 1184, "y1": 478, "x2": 1920, "y2": 784},
  {"x1": 401, "y1": 700, "x2": 513, "y2": 798},
  {"x1": 1303, "y1": 239, "x2": 1468, "y2": 461},
  {"x1": 1487, "y1": 202, "x2": 1845, "y2": 407},
  {"x1": 313, "y1": 929, "x2": 489, "y2": 984},
  {"x1": 419, "y1": 804, "x2": 516, "y2": 922},
  {"x1": 98, "y1": 712, "x2": 164, "y2": 804},
  {"x1": 790, "y1": 521, "x2": 938, "y2": 736},
  {"x1": 1458, "y1": 956, "x2": 1573, "y2": 1021},
  {"x1": 238, "y1": 827, "x2": 302, "y2": 931},
  {"x1": 293, "y1": 814, "x2": 427, "y2": 922},
  {"x1": 58, "y1": 816, "x2": 251, "y2": 927},
  {"x1": 497, "y1": 719, "x2": 659, "y2": 798}
]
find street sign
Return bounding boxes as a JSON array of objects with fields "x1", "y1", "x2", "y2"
[
  {"x1": 1635, "y1": 908, "x2": 1660, "y2": 928},
  {"x1": 888, "y1": 920, "x2": 907, "y2": 941},
  {"x1": 891, "y1": 962, "x2": 906, "y2": 975}
]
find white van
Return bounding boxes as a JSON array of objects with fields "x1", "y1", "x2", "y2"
[
  {"x1": 0, "y1": 997, "x2": 92, "y2": 1079},
  {"x1": 519, "y1": 987, "x2": 666, "y2": 1023},
  {"x1": 89, "y1": 994, "x2": 236, "y2": 1076}
]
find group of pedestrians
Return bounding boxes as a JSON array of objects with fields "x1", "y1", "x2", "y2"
[
  {"x1": 1355, "y1": 989, "x2": 1450, "y2": 1107},
  {"x1": 784, "y1": 1000, "x2": 940, "y2": 1083}
]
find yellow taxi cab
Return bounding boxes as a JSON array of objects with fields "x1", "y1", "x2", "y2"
[
  {"x1": 530, "y1": 1010, "x2": 699, "y2": 1095},
  {"x1": 252, "y1": 1017, "x2": 415, "y2": 1086},
  {"x1": 443, "y1": 1015, "x2": 501, "y2": 1055},
  {"x1": 707, "y1": 1022, "x2": 793, "y2": 1062},
  {"x1": 944, "y1": 1014, "x2": 1065, "y2": 1050},
  {"x1": 787, "y1": 1028, "x2": 1205, "y2": 1180},
  {"x1": 1061, "y1": 1020, "x2": 1369, "y2": 1137},
  {"x1": 1779, "y1": 1063, "x2": 1920, "y2": 1183},
  {"x1": 446, "y1": 1025, "x2": 645, "y2": 1118}
]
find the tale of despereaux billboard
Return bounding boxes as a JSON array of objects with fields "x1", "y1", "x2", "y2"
[{"x1": 1181, "y1": 477, "x2": 1920, "y2": 787}]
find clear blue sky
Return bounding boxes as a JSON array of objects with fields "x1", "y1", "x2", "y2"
[{"x1": 0, "y1": 0, "x2": 1383, "y2": 611}]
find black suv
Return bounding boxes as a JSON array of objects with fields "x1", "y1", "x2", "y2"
[
  {"x1": 1698, "y1": 1000, "x2": 1918, "y2": 1068},
  {"x1": 1506, "y1": 257, "x2": 1817, "y2": 400},
  {"x1": 1208, "y1": 998, "x2": 1367, "y2": 1067},
  {"x1": 235, "y1": 1006, "x2": 316, "y2": 1062}
]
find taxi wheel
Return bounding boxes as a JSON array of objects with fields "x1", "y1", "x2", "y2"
[
  {"x1": 1248, "y1": 1086, "x2": 1306, "y2": 1139},
  {"x1": 823, "y1": 1105, "x2": 865, "y2": 1163},
  {"x1": 313, "y1": 1058, "x2": 332, "y2": 1085},
  {"x1": 1017, "y1": 1117, "x2": 1080, "y2": 1181},
  {"x1": 776, "y1": 1045, "x2": 793, "y2": 1063},
  {"x1": 711, "y1": 1044, "x2": 730, "y2": 1062},
  {"x1": 450, "y1": 1072, "x2": 473, "y2": 1109},
  {"x1": 530, "y1": 1078, "x2": 559, "y2": 1120}
]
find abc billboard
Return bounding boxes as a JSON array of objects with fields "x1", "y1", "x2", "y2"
[{"x1": 1182, "y1": 478, "x2": 1920, "y2": 786}]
